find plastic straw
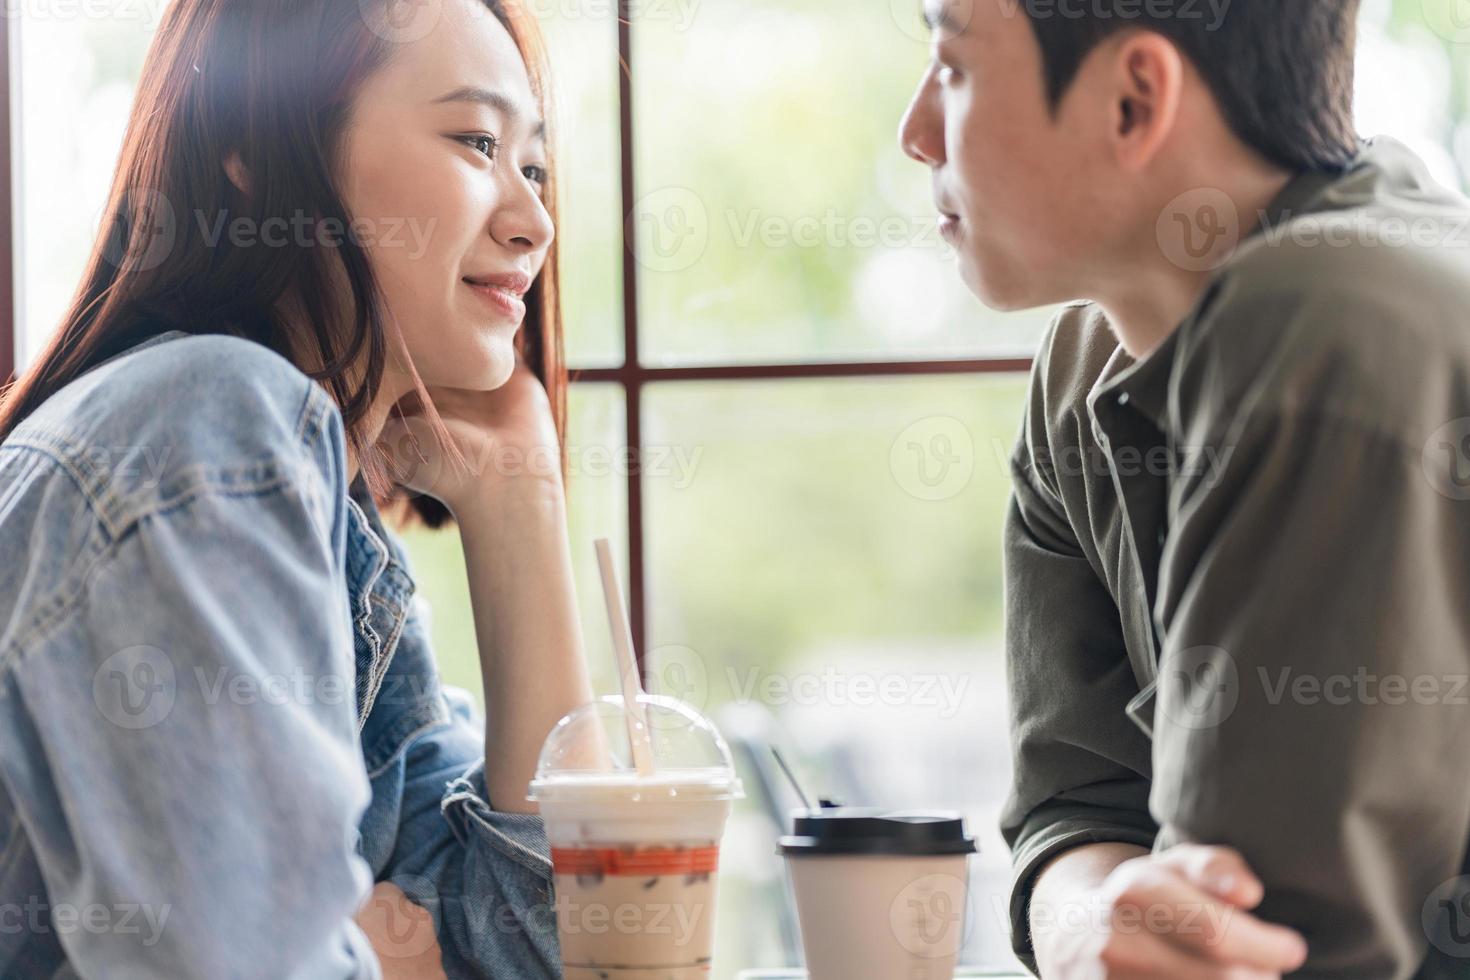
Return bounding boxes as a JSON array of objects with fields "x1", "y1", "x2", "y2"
[
  {"x1": 771, "y1": 746, "x2": 815, "y2": 812},
  {"x1": 594, "y1": 538, "x2": 657, "y2": 777}
]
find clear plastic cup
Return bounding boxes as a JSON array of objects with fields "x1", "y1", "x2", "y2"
[{"x1": 528, "y1": 694, "x2": 744, "y2": 979}]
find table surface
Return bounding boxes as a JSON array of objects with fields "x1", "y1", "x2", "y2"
[{"x1": 737, "y1": 971, "x2": 1028, "y2": 979}]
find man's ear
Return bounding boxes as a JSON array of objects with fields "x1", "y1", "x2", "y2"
[
  {"x1": 223, "y1": 150, "x2": 251, "y2": 196},
  {"x1": 1109, "y1": 32, "x2": 1184, "y2": 172}
]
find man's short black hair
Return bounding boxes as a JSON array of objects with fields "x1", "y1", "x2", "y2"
[{"x1": 1021, "y1": 0, "x2": 1361, "y2": 172}]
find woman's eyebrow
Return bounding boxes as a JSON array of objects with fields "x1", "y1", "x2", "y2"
[{"x1": 432, "y1": 85, "x2": 546, "y2": 140}]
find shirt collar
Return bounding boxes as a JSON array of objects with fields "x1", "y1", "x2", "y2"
[
  {"x1": 1252, "y1": 152, "x2": 1355, "y2": 239},
  {"x1": 1088, "y1": 142, "x2": 1380, "y2": 433},
  {"x1": 1089, "y1": 323, "x2": 1184, "y2": 434}
]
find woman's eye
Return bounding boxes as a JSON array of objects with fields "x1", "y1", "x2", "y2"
[
  {"x1": 523, "y1": 164, "x2": 548, "y2": 186},
  {"x1": 459, "y1": 134, "x2": 499, "y2": 158}
]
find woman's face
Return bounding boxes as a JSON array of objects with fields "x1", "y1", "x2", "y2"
[{"x1": 338, "y1": 0, "x2": 553, "y2": 395}]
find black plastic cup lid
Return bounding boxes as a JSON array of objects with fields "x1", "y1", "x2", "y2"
[{"x1": 777, "y1": 807, "x2": 977, "y2": 857}]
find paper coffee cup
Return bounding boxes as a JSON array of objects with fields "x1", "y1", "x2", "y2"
[
  {"x1": 779, "y1": 808, "x2": 976, "y2": 980},
  {"x1": 529, "y1": 695, "x2": 744, "y2": 980}
]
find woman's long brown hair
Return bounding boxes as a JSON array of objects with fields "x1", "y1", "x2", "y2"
[{"x1": 0, "y1": 0, "x2": 565, "y2": 531}]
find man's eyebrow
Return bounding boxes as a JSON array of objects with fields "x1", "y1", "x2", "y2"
[{"x1": 432, "y1": 85, "x2": 546, "y2": 139}]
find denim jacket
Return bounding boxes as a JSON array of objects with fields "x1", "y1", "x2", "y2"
[{"x1": 0, "y1": 329, "x2": 561, "y2": 978}]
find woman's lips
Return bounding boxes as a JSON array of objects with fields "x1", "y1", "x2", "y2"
[{"x1": 463, "y1": 278, "x2": 526, "y2": 321}]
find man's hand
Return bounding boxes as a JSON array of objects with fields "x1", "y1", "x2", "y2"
[
  {"x1": 356, "y1": 881, "x2": 449, "y2": 980},
  {"x1": 1033, "y1": 843, "x2": 1308, "y2": 979}
]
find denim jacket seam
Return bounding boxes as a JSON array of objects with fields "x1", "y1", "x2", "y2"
[
  {"x1": 346, "y1": 491, "x2": 416, "y2": 604},
  {"x1": 116, "y1": 459, "x2": 314, "y2": 532},
  {"x1": 346, "y1": 498, "x2": 390, "y2": 619},
  {"x1": 366, "y1": 591, "x2": 407, "y2": 635},
  {"x1": 357, "y1": 593, "x2": 412, "y2": 734},
  {"x1": 344, "y1": 490, "x2": 418, "y2": 732},
  {"x1": 351, "y1": 595, "x2": 391, "y2": 725},
  {"x1": 364, "y1": 705, "x2": 453, "y2": 780},
  {"x1": 0, "y1": 467, "x2": 318, "y2": 678},
  {"x1": 295, "y1": 381, "x2": 333, "y2": 448},
  {"x1": 0, "y1": 378, "x2": 331, "y2": 541},
  {"x1": 456, "y1": 804, "x2": 554, "y2": 879},
  {"x1": 0, "y1": 437, "x2": 126, "y2": 540},
  {"x1": 442, "y1": 777, "x2": 554, "y2": 880}
]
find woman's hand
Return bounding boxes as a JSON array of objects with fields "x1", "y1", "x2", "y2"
[
  {"x1": 377, "y1": 358, "x2": 561, "y2": 517},
  {"x1": 377, "y1": 354, "x2": 593, "y2": 812}
]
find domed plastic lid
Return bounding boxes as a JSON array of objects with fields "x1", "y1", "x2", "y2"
[{"x1": 527, "y1": 694, "x2": 744, "y2": 803}]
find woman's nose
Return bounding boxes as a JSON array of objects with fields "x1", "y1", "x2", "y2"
[{"x1": 493, "y1": 182, "x2": 555, "y2": 254}]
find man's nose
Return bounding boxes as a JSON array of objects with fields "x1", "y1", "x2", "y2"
[{"x1": 899, "y1": 75, "x2": 945, "y2": 167}]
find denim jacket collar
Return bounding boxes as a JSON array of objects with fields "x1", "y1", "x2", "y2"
[{"x1": 343, "y1": 477, "x2": 417, "y2": 730}]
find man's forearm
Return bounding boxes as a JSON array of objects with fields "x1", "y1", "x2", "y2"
[
  {"x1": 1030, "y1": 842, "x2": 1150, "y2": 974},
  {"x1": 456, "y1": 480, "x2": 593, "y2": 814}
]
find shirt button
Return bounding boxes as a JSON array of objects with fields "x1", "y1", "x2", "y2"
[{"x1": 1118, "y1": 392, "x2": 1131, "y2": 407}]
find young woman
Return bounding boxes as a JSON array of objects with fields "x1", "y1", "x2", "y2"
[{"x1": 0, "y1": 0, "x2": 592, "y2": 976}]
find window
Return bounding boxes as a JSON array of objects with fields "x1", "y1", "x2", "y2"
[{"x1": 5, "y1": 0, "x2": 1469, "y2": 975}]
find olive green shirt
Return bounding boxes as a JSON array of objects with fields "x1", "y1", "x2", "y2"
[{"x1": 1001, "y1": 137, "x2": 1470, "y2": 977}]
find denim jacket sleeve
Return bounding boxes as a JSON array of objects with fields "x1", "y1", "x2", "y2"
[
  {"x1": 368, "y1": 684, "x2": 562, "y2": 979},
  {"x1": 356, "y1": 531, "x2": 561, "y2": 980},
  {"x1": 0, "y1": 335, "x2": 382, "y2": 978}
]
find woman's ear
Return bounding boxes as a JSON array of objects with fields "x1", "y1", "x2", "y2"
[{"x1": 223, "y1": 150, "x2": 251, "y2": 195}]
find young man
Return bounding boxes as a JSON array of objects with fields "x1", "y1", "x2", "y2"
[{"x1": 900, "y1": 1, "x2": 1470, "y2": 977}]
